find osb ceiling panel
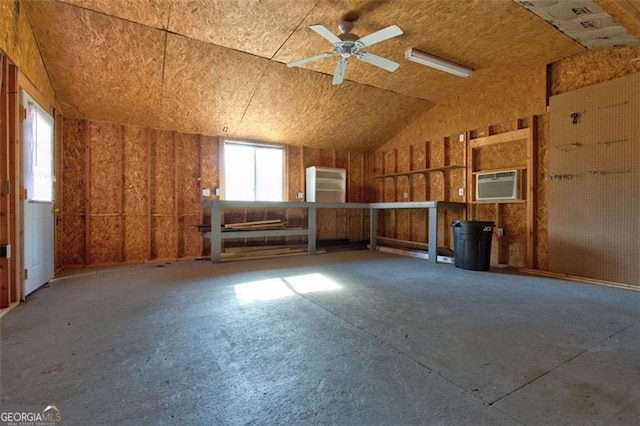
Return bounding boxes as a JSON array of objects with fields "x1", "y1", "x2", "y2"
[
  {"x1": 159, "y1": 34, "x2": 269, "y2": 135},
  {"x1": 167, "y1": 0, "x2": 318, "y2": 58},
  {"x1": 57, "y1": 0, "x2": 170, "y2": 29},
  {"x1": 24, "y1": 0, "x2": 165, "y2": 127},
  {"x1": 272, "y1": 0, "x2": 584, "y2": 102},
  {"x1": 22, "y1": 0, "x2": 614, "y2": 152},
  {"x1": 235, "y1": 62, "x2": 432, "y2": 150}
]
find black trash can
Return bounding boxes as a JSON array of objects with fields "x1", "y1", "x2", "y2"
[{"x1": 451, "y1": 221, "x2": 494, "y2": 271}]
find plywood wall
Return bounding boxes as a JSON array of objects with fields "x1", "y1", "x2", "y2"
[
  {"x1": 379, "y1": 64, "x2": 547, "y2": 152},
  {"x1": 60, "y1": 119, "x2": 214, "y2": 267},
  {"x1": 59, "y1": 119, "x2": 368, "y2": 268},
  {"x1": 369, "y1": 135, "x2": 467, "y2": 250}
]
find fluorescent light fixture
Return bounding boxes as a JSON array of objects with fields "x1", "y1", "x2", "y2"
[{"x1": 404, "y1": 48, "x2": 474, "y2": 78}]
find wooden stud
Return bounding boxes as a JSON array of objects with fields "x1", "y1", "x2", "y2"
[
  {"x1": 9, "y1": 65, "x2": 20, "y2": 302},
  {"x1": 119, "y1": 124, "x2": 124, "y2": 263},
  {"x1": 0, "y1": 56, "x2": 9, "y2": 308},
  {"x1": 146, "y1": 129, "x2": 152, "y2": 261},
  {"x1": 54, "y1": 112, "x2": 62, "y2": 271},
  {"x1": 173, "y1": 131, "x2": 179, "y2": 259},
  {"x1": 527, "y1": 115, "x2": 538, "y2": 269},
  {"x1": 197, "y1": 135, "x2": 203, "y2": 256},
  {"x1": 84, "y1": 120, "x2": 91, "y2": 265}
]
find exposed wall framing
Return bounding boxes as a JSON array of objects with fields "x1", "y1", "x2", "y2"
[
  {"x1": 60, "y1": 119, "x2": 218, "y2": 268},
  {"x1": 467, "y1": 118, "x2": 537, "y2": 268},
  {"x1": 370, "y1": 135, "x2": 466, "y2": 251},
  {"x1": 60, "y1": 120, "x2": 369, "y2": 267},
  {"x1": 0, "y1": 56, "x2": 20, "y2": 307}
]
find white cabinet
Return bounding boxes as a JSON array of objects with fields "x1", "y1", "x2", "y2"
[{"x1": 305, "y1": 166, "x2": 346, "y2": 202}]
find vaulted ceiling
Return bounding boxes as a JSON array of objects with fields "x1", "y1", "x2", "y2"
[{"x1": 22, "y1": 0, "x2": 606, "y2": 150}]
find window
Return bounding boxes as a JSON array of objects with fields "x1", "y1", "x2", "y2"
[
  {"x1": 224, "y1": 140, "x2": 284, "y2": 201},
  {"x1": 23, "y1": 93, "x2": 54, "y2": 202}
]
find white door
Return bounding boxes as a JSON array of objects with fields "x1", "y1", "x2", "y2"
[{"x1": 22, "y1": 92, "x2": 55, "y2": 297}]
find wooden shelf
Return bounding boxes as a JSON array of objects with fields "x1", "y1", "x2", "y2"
[
  {"x1": 374, "y1": 165, "x2": 465, "y2": 179},
  {"x1": 472, "y1": 166, "x2": 526, "y2": 175}
]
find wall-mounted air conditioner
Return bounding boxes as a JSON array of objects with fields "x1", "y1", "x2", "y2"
[{"x1": 476, "y1": 170, "x2": 518, "y2": 201}]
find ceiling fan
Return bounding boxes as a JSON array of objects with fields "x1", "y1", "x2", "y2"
[{"x1": 287, "y1": 21, "x2": 403, "y2": 85}]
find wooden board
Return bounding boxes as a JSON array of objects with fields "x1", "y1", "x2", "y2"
[{"x1": 24, "y1": 1, "x2": 165, "y2": 125}]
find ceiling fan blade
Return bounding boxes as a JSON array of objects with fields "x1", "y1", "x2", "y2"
[
  {"x1": 310, "y1": 25, "x2": 342, "y2": 44},
  {"x1": 356, "y1": 25, "x2": 403, "y2": 48},
  {"x1": 357, "y1": 52, "x2": 400, "y2": 72},
  {"x1": 332, "y1": 57, "x2": 348, "y2": 85},
  {"x1": 287, "y1": 52, "x2": 334, "y2": 68}
]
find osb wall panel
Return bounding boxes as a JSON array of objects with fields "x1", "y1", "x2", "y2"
[
  {"x1": 179, "y1": 215, "x2": 202, "y2": 258},
  {"x1": 335, "y1": 151, "x2": 348, "y2": 172},
  {"x1": 61, "y1": 120, "x2": 87, "y2": 213},
  {"x1": 551, "y1": 47, "x2": 640, "y2": 95},
  {"x1": 61, "y1": 216, "x2": 85, "y2": 266},
  {"x1": 412, "y1": 143, "x2": 427, "y2": 170},
  {"x1": 287, "y1": 145, "x2": 303, "y2": 200},
  {"x1": 371, "y1": 134, "x2": 466, "y2": 249},
  {"x1": 200, "y1": 135, "x2": 219, "y2": 195},
  {"x1": 379, "y1": 65, "x2": 547, "y2": 152},
  {"x1": 396, "y1": 147, "x2": 411, "y2": 173},
  {"x1": 61, "y1": 119, "x2": 86, "y2": 266},
  {"x1": 124, "y1": 216, "x2": 147, "y2": 262},
  {"x1": 88, "y1": 217, "x2": 121, "y2": 264},
  {"x1": 89, "y1": 122, "x2": 122, "y2": 214},
  {"x1": 176, "y1": 133, "x2": 201, "y2": 257},
  {"x1": 150, "y1": 130, "x2": 176, "y2": 214},
  {"x1": 384, "y1": 151, "x2": 396, "y2": 175},
  {"x1": 348, "y1": 153, "x2": 365, "y2": 202},
  {"x1": 60, "y1": 118, "x2": 221, "y2": 267},
  {"x1": 200, "y1": 135, "x2": 218, "y2": 256},
  {"x1": 373, "y1": 152, "x2": 384, "y2": 177},
  {"x1": 475, "y1": 141, "x2": 527, "y2": 171},
  {"x1": 0, "y1": 0, "x2": 55, "y2": 103},
  {"x1": 123, "y1": 126, "x2": 148, "y2": 214},
  {"x1": 498, "y1": 204, "x2": 527, "y2": 267},
  {"x1": 123, "y1": 126, "x2": 148, "y2": 262},
  {"x1": 152, "y1": 217, "x2": 176, "y2": 259},
  {"x1": 150, "y1": 129, "x2": 177, "y2": 259},
  {"x1": 319, "y1": 149, "x2": 335, "y2": 167}
]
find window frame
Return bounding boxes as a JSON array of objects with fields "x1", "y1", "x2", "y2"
[{"x1": 222, "y1": 139, "x2": 286, "y2": 202}]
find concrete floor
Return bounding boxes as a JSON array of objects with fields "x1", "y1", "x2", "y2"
[{"x1": 1, "y1": 250, "x2": 639, "y2": 425}]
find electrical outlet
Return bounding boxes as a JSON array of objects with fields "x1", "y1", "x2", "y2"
[
  {"x1": 201, "y1": 188, "x2": 211, "y2": 197},
  {"x1": 458, "y1": 188, "x2": 465, "y2": 196},
  {"x1": 297, "y1": 192, "x2": 304, "y2": 200},
  {"x1": 496, "y1": 228, "x2": 504, "y2": 237},
  {"x1": 459, "y1": 133, "x2": 465, "y2": 142},
  {"x1": 403, "y1": 192, "x2": 409, "y2": 199},
  {"x1": 215, "y1": 188, "x2": 221, "y2": 196}
]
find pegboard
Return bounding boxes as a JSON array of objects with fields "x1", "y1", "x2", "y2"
[{"x1": 548, "y1": 72, "x2": 640, "y2": 287}]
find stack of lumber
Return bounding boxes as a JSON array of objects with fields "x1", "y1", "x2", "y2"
[
  {"x1": 223, "y1": 219, "x2": 285, "y2": 231},
  {"x1": 221, "y1": 244, "x2": 325, "y2": 262}
]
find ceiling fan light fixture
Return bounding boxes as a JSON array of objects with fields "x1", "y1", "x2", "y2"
[{"x1": 404, "y1": 48, "x2": 474, "y2": 78}]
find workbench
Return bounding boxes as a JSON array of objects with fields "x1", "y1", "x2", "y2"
[{"x1": 202, "y1": 200, "x2": 466, "y2": 264}]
